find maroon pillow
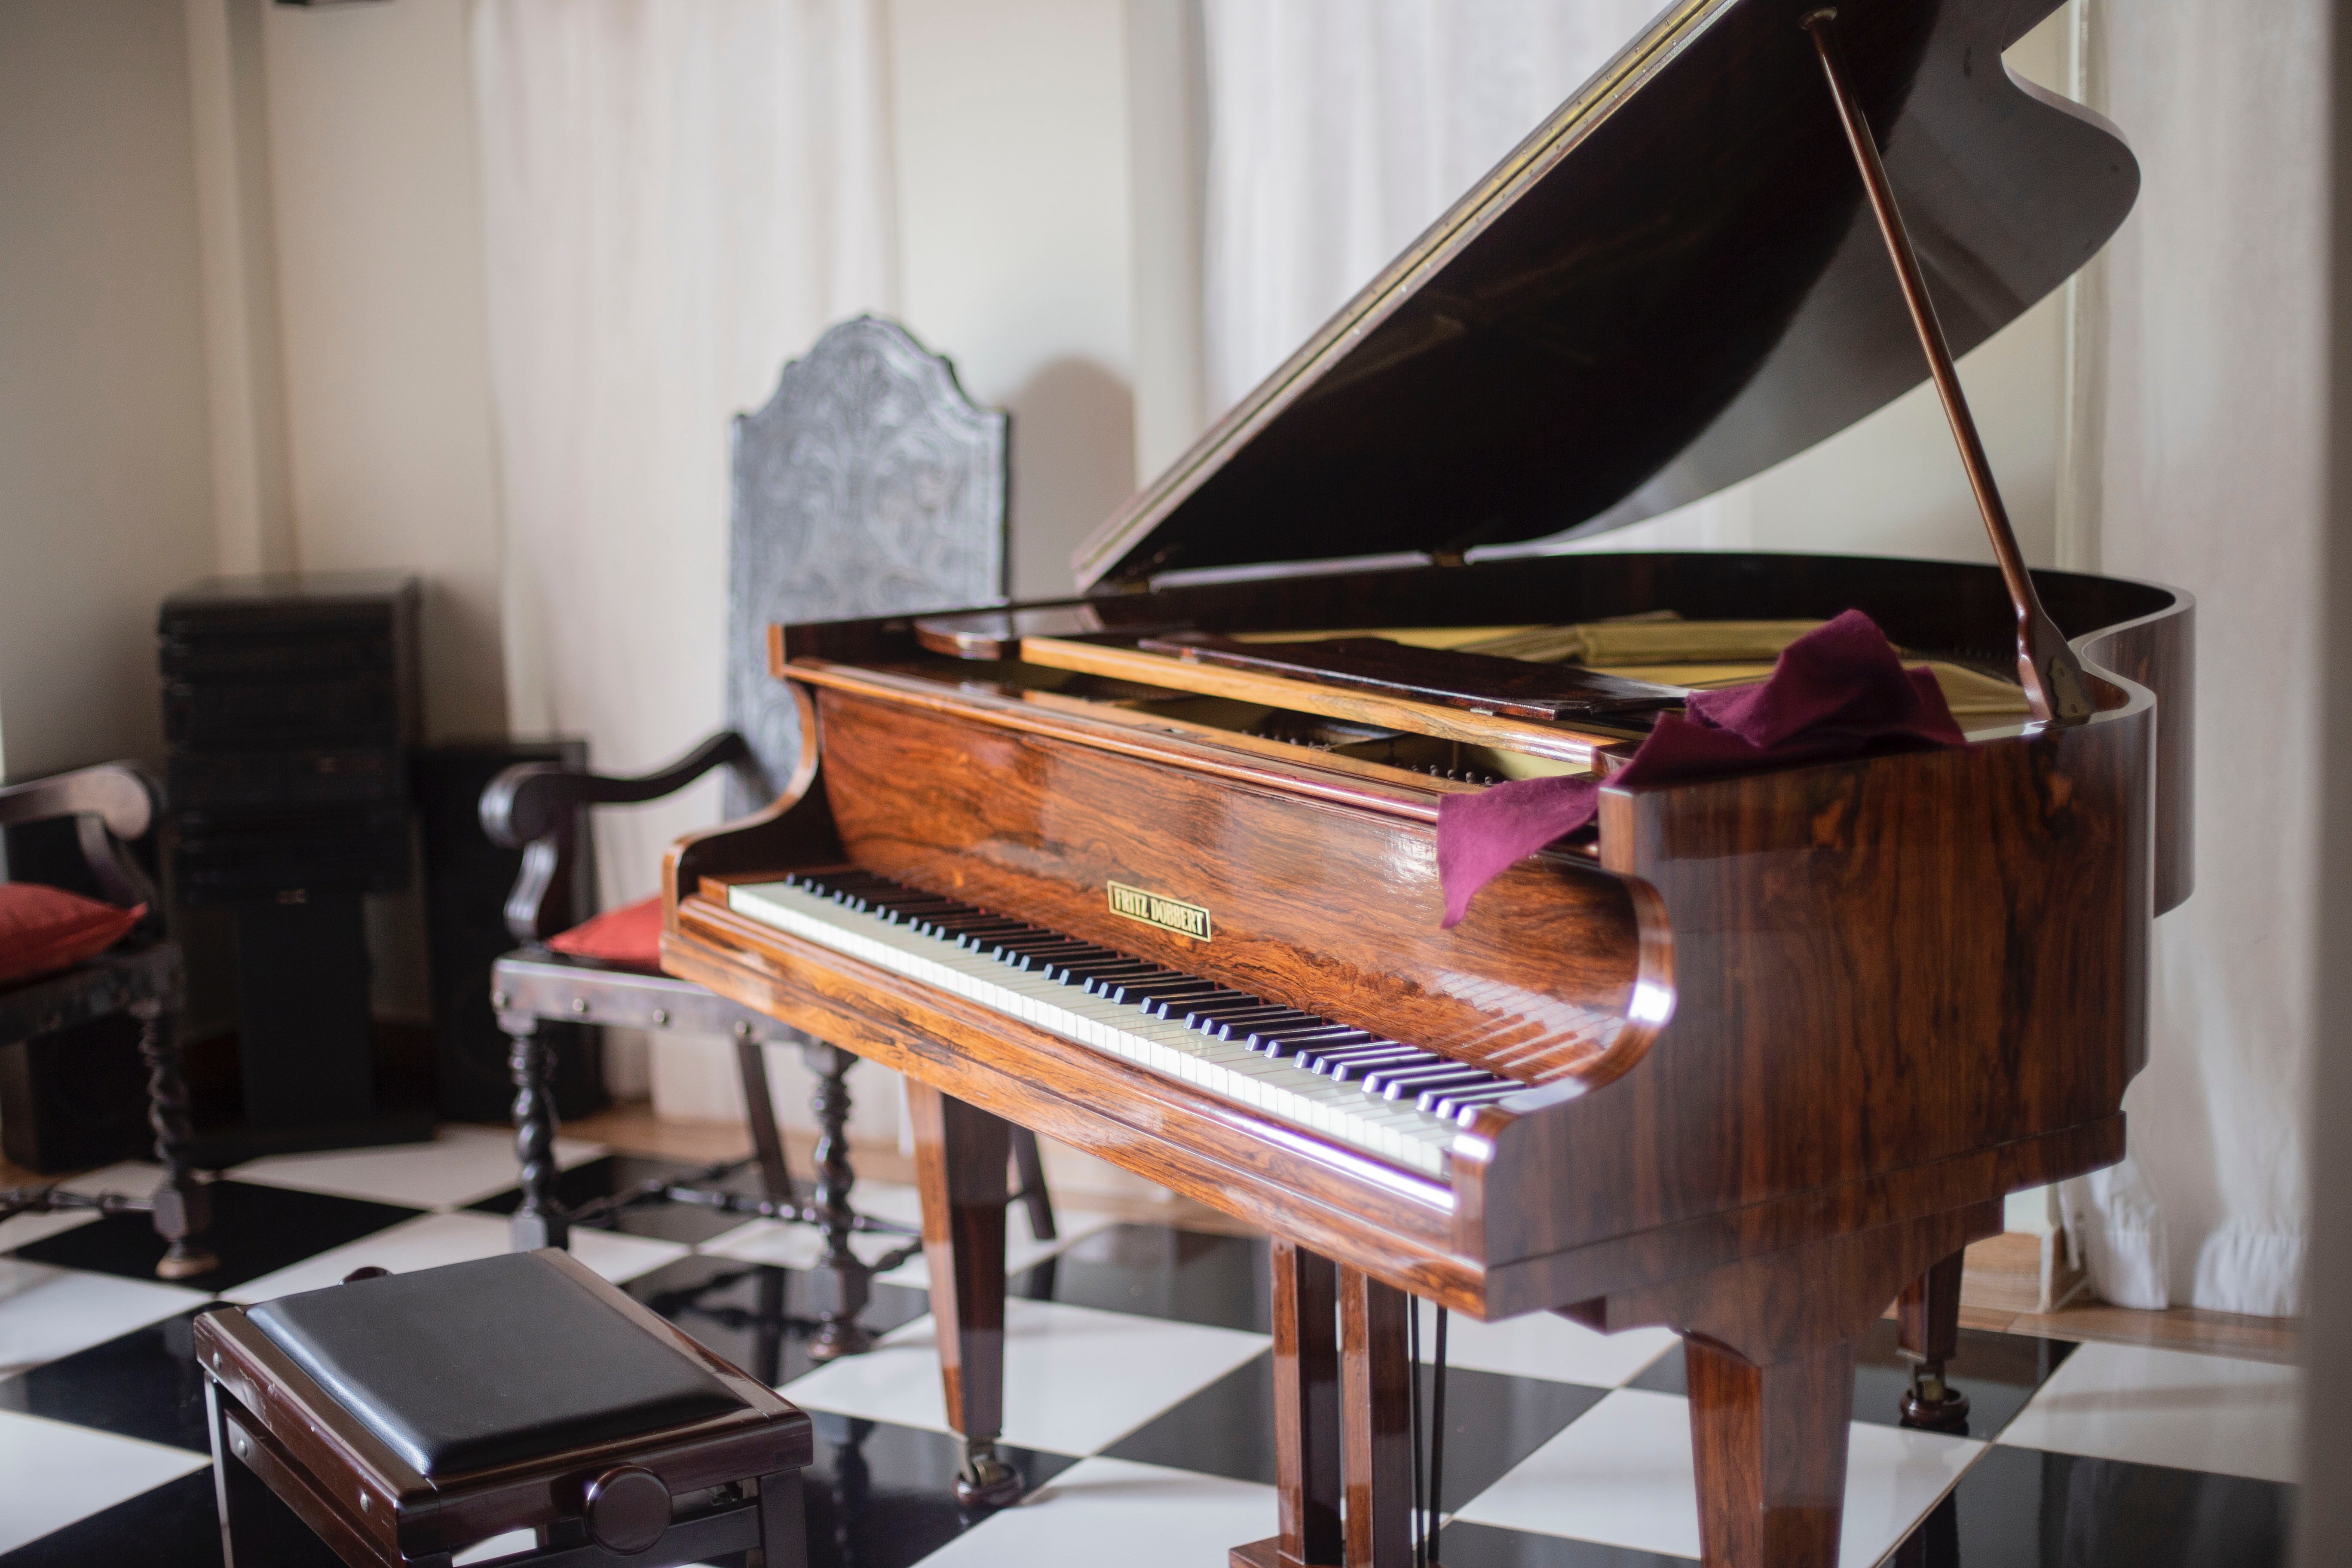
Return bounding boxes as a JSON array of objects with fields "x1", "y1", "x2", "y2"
[
  {"x1": 0, "y1": 884, "x2": 143, "y2": 986},
  {"x1": 545, "y1": 895, "x2": 664, "y2": 972}
]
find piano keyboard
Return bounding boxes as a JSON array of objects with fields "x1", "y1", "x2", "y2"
[{"x1": 727, "y1": 870, "x2": 1534, "y2": 1178}]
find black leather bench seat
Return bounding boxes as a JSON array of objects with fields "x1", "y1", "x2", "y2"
[{"x1": 248, "y1": 1250, "x2": 743, "y2": 1476}]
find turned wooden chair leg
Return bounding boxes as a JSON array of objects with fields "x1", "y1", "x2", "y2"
[
  {"x1": 507, "y1": 1023, "x2": 569, "y2": 1251},
  {"x1": 1895, "y1": 1247, "x2": 1971, "y2": 1432},
  {"x1": 907, "y1": 1080, "x2": 1021, "y2": 1508},
  {"x1": 801, "y1": 1041, "x2": 874, "y2": 1362},
  {"x1": 136, "y1": 999, "x2": 217, "y2": 1280}
]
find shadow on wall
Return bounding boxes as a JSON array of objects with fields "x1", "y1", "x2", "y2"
[{"x1": 1003, "y1": 357, "x2": 1136, "y2": 600}]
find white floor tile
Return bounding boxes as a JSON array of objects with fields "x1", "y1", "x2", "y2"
[
  {"x1": 224, "y1": 1126, "x2": 604, "y2": 1211},
  {"x1": 0, "y1": 1163, "x2": 165, "y2": 1255},
  {"x1": 0, "y1": 1259, "x2": 208, "y2": 1377},
  {"x1": 1416, "y1": 1297, "x2": 1679, "y2": 1387},
  {"x1": 1452, "y1": 1387, "x2": 1980, "y2": 1568},
  {"x1": 223, "y1": 1211, "x2": 688, "y2": 1304},
  {"x1": 1997, "y1": 1341, "x2": 2302, "y2": 1484},
  {"x1": 781, "y1": 1295, "x2": 1268, "y2": 1456},
  {"x1": 921, "y1": 1456, "x2": 1277, "y2": 1567},
  {"x1": 0, "y1": 1409, "x2": 210, "y2": 1554},
  {"x1": 699, "y1": 1181, "x2": 1119, "y2": 1284}
]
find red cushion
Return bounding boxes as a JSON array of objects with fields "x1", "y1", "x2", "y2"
[
  {"x1": 545, "y1": 895, "x2": 664, "y2": 971},
  {"x1": 0, "y1": 884, "x2": 143, "y2": 986}
]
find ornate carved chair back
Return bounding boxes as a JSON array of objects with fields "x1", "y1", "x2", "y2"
[{"x1": 725, "y1": 316, "x2": 1007, "y2": 816}]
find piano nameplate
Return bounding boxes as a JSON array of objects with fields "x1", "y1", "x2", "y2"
[{"x1": 1107, "y1": 881, "x2": 1213, "y2": 942}]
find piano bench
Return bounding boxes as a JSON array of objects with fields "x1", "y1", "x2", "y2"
[{"x1": 193, "y1": 1249, "x2": 812, "y2": 1568}]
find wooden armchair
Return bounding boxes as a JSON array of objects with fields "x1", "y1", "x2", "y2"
[
  {"x1": 483, "y1": 317, "x2": 1053, "y2": 1362},
  {"x1": 0, "y1": 761, "x2": 214, "y2": 1278}
]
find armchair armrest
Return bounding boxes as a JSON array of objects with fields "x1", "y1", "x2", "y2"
[
  {"x1": 481, "y1": 732, "x2": 751, "y2": 945},
  {"x1": 0, "y1": 762, "x2": 162, "y2": 915}
]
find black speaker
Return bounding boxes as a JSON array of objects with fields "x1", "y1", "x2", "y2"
[{"x1": 413, "y1": 741, "x2": 606, "y2": 1123}]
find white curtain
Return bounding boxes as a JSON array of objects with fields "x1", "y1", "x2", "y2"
[
  {"x1": 472, "y1": 0, "x2": 894, "y2": 913},
  {"x1": 1200, "y1": 0, "x2": 1664, "y2": 415},
  {"x1": 2055, "y1": 0, "x2": 2326, "y2": 1317},
  {"x1": 471, "y1": 0, "x2": 894, "y2": 1108}
]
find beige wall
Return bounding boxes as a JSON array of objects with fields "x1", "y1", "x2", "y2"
[
  {"x1": 889, "y1": 0, "x2": 1142, "y2": 600},
  {"x1": 256, "y1": 0, "x2": 508, "y2": 743},
  {"x1": 0, "y1": 0, "x2": 220, "y2": 782}
]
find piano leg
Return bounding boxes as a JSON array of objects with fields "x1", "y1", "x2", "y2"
[
  {"x1": 1234, "y1": 1240, "x2": 1344, "y2": 1568},
  {"x1": 1684, "y1": 1334, "x2": 1859, "y2": 1568},
  {"x1": 905, "y1": 1079, "x2": 1023, "y2": 1508},
  {"x1": 1566, "y1": 1201, "x2": 2000, "y2": 1568},
  {"x1": 1894, "y1": 1249, "x2": 1971, "y2": 1432},
  {"x1": 1340, "y1": 1266, "x2": 1414, "y2": 1568}
]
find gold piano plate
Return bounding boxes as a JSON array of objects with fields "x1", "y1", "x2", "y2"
[{"x1": 1107, "y1": 880, "x2": 1213, "y2": 942}]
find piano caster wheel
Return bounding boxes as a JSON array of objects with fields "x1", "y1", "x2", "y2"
[
  {"x1": 805, "y1": 1317, "x2": 873, "y2": 1363},
  {"x1": 1900, "y1": 1366, "x2": 1971, "y2": 1434},
  {"x1": 954, "y1": 1444, "x2": 1024, "y2": 1510}
]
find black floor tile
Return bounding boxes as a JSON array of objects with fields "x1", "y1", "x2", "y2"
[
  {"x1": 801, "y1": 1412, "x2": 1078, "y2": 1568},
  {"x1": 1432, "y1": 1521, "x2": 1696, "y2": 1567},
  {"x1": 1106, "y1": 1352, "x2": 1604, "y2": 1511},
  {"x1": 0, "y1": 1308, "x2": 214, "y2": 1452},
  {"x1": 0, "y1": 1470, "x2": 227, "y2": 1568},
  {"x1": 624, "y1": 1253, "x2": 932, "y2": 1387},
  {"x1": 1627, "y1": 1319, "x2": 2076, "y2": 1438},
  {"x1": 468, "y1": 1154, "x2": 774, "y2": 1245},
  {"x1": 1887, "y1": 1444, "x2": 2292, "y2": 1568},
  {"x1": 1019, "y1": 1223, "x2": 1271, "y2": 1332},
  {"x1": 10, "y1": 1181, "x2": 420, "y2": 1292}
]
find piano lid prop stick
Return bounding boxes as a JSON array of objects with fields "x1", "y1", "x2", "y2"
[{"x1": 1801, "y1": 8, "x2": 2094, "y2": 725}]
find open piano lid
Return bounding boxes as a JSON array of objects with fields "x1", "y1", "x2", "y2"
[{"x1": 1074, "y1": 0, "x2": 2135, "y2": 593}]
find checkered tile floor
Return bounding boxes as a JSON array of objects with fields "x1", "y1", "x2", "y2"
[{"x1": 0, "y1": 1129, "x2": 2300, "y2": 1566}]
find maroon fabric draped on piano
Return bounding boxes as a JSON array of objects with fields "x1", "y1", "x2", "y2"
[{"x1": 1436, "y1": 610, "x2": 1971, "y2": 926}]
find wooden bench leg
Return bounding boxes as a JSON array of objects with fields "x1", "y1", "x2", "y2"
[
  {"x1": 907, "y1": 1080, "x2": 1022, "y2": 1507},
  {"x1": 753, "y1": 1467, "x2": 809, "y2": 1568}
]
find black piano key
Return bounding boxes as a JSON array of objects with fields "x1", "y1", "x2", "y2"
[
  {"x1": 1421, "y1": 1082, "x2": 1525, "y2": 1117},
  {"x1": 1182, "y1": 1004, "x2": 1298, "y2": 1031},
  {"x1": 1108, "y1": 978, "x2": 1225, "y2": 1009},
  {"x1": 1240, "y1": 1025, "x2": 1368, "y2": 1054},
  {"x1": 988, "y1": 937, "x2": 1101, "y2": 968},
  {"x1": 1147, "y1": 989, "x2": 1260, "y2": 1020},
  {"x1": 950, "y1": 921, "x2": 1043, "y2": 948},
  {"x1": 1323, "y1": 1050, "x2": 1439, "y2": 1083},
  {"x1": 1364, "y1": 1064, "x2": 1499, "y2": 1099},
  {"x1": 1043, "y1": 955, "x2": 1154, "y2": 984},
  {"x1": 1086, "y1": 968, "x2": 1186, "y2": 998},
  {"x1": 1295, "y1": 1041, "x2": 1421, "y2": 1075}
]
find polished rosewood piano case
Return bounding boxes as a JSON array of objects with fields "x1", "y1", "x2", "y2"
[{"x1": 656, "y1": 1, "x2": 2187, "y2": 1564}]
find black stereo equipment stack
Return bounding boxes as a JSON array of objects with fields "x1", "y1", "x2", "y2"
[{"x1": 159, "y1": 572, "x2": 432, "y2": 1157}]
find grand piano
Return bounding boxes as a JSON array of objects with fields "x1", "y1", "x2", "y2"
[{"x1": 646, "y1": 2, "x2": 2190, "y2": 1563}]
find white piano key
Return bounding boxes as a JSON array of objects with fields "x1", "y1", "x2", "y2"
[{"x1": 727, "y1": 879, "x2": 1466, "y2": 1176}]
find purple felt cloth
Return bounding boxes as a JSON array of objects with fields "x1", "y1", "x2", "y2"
[{"x1": 1435, "y1": 610, "x2": 1969, "y2": 926}]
